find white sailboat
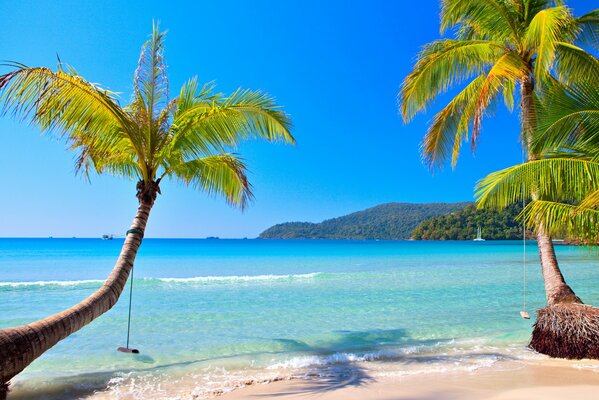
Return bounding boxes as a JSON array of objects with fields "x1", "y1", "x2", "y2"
[{"x1": 473, "y1": 226, "x2": 485, "y2": 241}]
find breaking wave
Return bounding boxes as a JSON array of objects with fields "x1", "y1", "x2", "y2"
[{"x1": 0, "y1": 272, "x2": 323, "y2": 290}]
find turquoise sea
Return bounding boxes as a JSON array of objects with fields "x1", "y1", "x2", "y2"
[{"x1": 1, "y1": 239, "x2": 598, "y2": 398}]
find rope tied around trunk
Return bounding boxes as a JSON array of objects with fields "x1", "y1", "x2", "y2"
[{"x1": 126, "y1": 228, "x2": 144, "y2": 240}]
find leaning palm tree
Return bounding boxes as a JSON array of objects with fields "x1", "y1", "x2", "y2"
[
  {"x1": 0, "y1": 25, "x2": 294, "y2": 395},
  {"x1": 398, "y1": 0, "x2": 598, "y2": 307},
  {"x1": 476, "y1": 76, "x2": 599, "y2": 359}
]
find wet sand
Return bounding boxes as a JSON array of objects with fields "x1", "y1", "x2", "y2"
[{"x1": 220, "y1": 359, "x2": 599, "y2": 400}]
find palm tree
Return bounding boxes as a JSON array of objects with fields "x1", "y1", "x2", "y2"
[
  {"x1": 398, "y1": 0, "x2": 598, "y2": 306},
  {"x1": 0, "y1": 25, "x2": 294, "y2": 395},
  {"x1": 477, "y1": 77, "x2": 599, "y2": 243},
  {"x1": 476, "y1": 76, "x2": 599, "y2": 359}
]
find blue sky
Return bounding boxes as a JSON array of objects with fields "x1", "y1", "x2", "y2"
[{"x1": 0, "y1": 0, "x2": 594, "y2": 238}]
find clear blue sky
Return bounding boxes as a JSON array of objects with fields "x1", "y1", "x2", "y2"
[{"x1": 0, "y1": 0, "x2": 594, "y2": 238}]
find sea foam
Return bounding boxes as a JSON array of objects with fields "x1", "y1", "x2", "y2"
[
  {"x1": 0, "y1": 272, "x2": 322, "y2": 290},
  {"x1": 156, "y1": 272, "x2": 322, "y2": 284},
  {"x1": 0, "y1": 279, "x2": 104, "y2": 288}
]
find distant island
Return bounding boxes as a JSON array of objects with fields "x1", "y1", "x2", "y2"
[
  {"x1": 259, "y1": 202, "x2": 470, "y2": 240},
  {"x1": 259, "y1": 202, "x2": 527, "y2": 240}
]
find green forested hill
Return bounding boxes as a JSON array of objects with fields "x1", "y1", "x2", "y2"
[
  {"x1": 411, "y1": 203, "x2": 527, "y2": 240},
  {"x1": 259, "y1": 202, "x2": 471, "y2": 239}
]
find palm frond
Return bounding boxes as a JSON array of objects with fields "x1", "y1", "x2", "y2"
[
  {"x1": 440, "y1": 0, "x2": 520, "y2": 41},
  {"x1": 421, "y1": 74, "x2": 486, "y2": 168},
  {"x1": 472, "y1": 52, "x2": 529, "y2": 146},
  {"x1": 522, "y1": 199, "x2": 599, "y2": 242},
  {"x1": 399, "y1": 39, "x2": 505, "y2": 121},
  {"x1": 575, "y1": 9, "x2": 599, "y2": 51},
  {"x1": 167, "y1": 154, "x2": 253, "y2": 209},
  {"x1": 553, "y1": 42, "x2": 599, "y2": 84},
  {"x1": 502, "y1": 78, "x2": 516, "y2": 112},
  {"x1": 576, "y1": 189, "x2": 599, "y2": 210},
  {"x1": 71, "y1": 135, "x2": 140, "y2": 180},
  {"x1": 0, "y1": 65, "x2": 147, "y2": 175},
  {"x1": 524, "y1": 6, "x2": 576, "y2": 84},
  {"x1": 476, "y1": 158, "x2": 599, "y2": 209},
  {"x1": 532, "y1": 78, "x2": 599, "y2": 154},
  {"x1": 165, "y1": 87, "x2": 293, "y2": 161}
]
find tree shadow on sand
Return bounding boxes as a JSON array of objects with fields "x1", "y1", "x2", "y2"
[{"x1": 255, "y1": 328, "x2": 517, "y2": 397}]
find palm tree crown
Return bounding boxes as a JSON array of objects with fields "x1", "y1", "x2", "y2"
[
  {"x1": 0, "y1": 24, "x2": 294, "y2": 206},
  {"x1": 398, "y1": 0, "x2": 598, "y2": 167}
]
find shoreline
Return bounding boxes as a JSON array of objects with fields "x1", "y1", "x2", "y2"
[
  {"x1": 217, "y1": 358, "x2": 599, "y2": 400},
  {"x1": 10, "y1": 353, "x2": 599, "y2": 399}
]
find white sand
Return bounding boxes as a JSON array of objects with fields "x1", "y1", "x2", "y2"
[{"x1": 220, "y1": 359, "x2": 599, "y2": 400}]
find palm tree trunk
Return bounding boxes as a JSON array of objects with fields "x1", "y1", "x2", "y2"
[
  {"x1": 0, "y1": 199, "x2": 153, "y2": 392},
  {"x1": 520, "y1": 76, "x2": 581, "y2": 306}
]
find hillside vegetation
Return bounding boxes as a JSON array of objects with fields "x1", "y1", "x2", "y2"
[
  {"x1": 259, "y1": 202, "x2": 470, "y2": 239},
  {"x1": 411, "y1": 203, "x2": 528, "y2": 240}
]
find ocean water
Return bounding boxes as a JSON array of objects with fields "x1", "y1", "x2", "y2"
[{"x1": 1, "y1": 238, "x2": 598, "y2": 398}]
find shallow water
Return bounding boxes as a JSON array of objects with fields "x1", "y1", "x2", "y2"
[{"x1": 1, "y1": 239, "x2": 598, "y2": 398}]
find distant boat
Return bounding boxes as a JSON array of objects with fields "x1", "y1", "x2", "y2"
[
  {"x1": 102, "y1": 234, "x2": 114, "y2": 240},
  {"x1": 473, "y1": 226, "x2": 485, "y2": 241},
  {"x1": 206, "y1": 236, "x2": 220, "y2": 240}
]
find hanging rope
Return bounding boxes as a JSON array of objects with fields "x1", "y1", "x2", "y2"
[
  {"x1": 520, "y1": 146, "x2": 530, "y2": 319},
  {"x1": 126, "y1": 266, "x2": 134, "y2": 349},
  {"x1": 523, "y1": 188, "x2": 527, "y2": 313},
  {"x1": 117, "y1": 228, "x2": 142, "y2": 353}
]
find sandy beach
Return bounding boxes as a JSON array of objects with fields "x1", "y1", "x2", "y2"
[{"x1": 218, "y1": 359, "x2": 599, "y2": 400}]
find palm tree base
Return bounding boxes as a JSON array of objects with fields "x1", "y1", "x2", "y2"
[{"x1": 530, "y1": 304, "x2": 599, "y2": 359}]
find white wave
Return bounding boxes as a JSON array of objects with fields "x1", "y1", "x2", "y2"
[
  {"x1": 156, "y1": 272, "x2": 322, "y2": 284},
  {"x1": 0, "y1": 279, "x2": 103, "y2": 288},
  {"x1": 267, "y1": 349, "x2": 404, "y2": 370},
  {"x1": 0, "y1": 272, "x2": 323, "y2": 289}
]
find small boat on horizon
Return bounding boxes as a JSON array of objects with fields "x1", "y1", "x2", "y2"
[
  {"x1": 473, "y1": 226, "x2": 485, "y2": 242},
  {"x1": 102, "y1": 234, "x2": 114, "y2": 240}
]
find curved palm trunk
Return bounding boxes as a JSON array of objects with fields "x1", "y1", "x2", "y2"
[
  {"x1": 0, "y1": 200, "x2": 153, "y2": 394},
  {"x1": 520, "y1": 76, "x2": 581, "y2": 306}
]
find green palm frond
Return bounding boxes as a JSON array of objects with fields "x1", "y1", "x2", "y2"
[
  {"x1": 440, "y1": 0, "x2": 520, "y2": 41},
  {"x1": 502, "y1": 78, "x2": 516, "y2": 112},
  {"x1": 0, "y1": 64, "x2": 147, "y2": 176},
  {"x1": 522, "y1": 199, "x2": 599, "y2": 242},
  {"x1": 421, "y1": 74, "x2": 486, "y2": 168},
  {"x1": 399, "y1": 40, "x2": 505, "y2": 121},
  {"x1": 71, "y1": 133, "x2": 140, "y2": 179},
  {"x1": 532, "y1": 78, "x2": 599, "y2": 154},
  {"x1": 174, "y1": 78, "x2": 218, "y2": 119},
  {"x1": 476, "y1": 158, "x2": 599, "y2": 209},
  {"x1": 575, "y1": 9, "x2": 599, "y2": 50},
  {"x1": 0, "y1": 64, "x2": 129, "y2": 135},
  {"x1": 553, "y1": 42, "x2": 599, "y2": 84},
  {"x1": 524, "y1": 6, "x2": 576, "y2": 84},
  {"x1": 472, "y1": 52, "x2": 529, "y2": 144},
  {"x1": 577, "y1": 189, "x2": 599, "y2": 210},
  {"x1": 165, "y1": 87, "x2": 293, "y2": 162},
  {"x1": 167, "y1": 154, "x2": 252, "y2": 209}
]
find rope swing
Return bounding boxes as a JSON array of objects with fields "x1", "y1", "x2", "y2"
[
  {"x1": 520, "y1": 196, "x2": 530, "y2": 319},
  {"x1": 117, "y1": 229, "x2": 143, "y2": 354},
  {"x1": 520, "y1": 151, "x2": 530, "y2": 320}
]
